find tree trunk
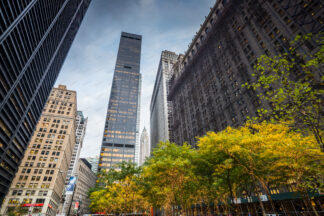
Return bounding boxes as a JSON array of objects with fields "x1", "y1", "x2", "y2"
[
  {"x1": 215, "y1": 204, "x2": 220, "y2": 216},
  {"x1": 312, "y1": 125, "x2": 323, "y2": 151},
  {"x1": 257, "y1": 179, "x2": 276, "y2": 213},
  {"x1": 306, "y1": 195, "x2": 319, "y2": 216},
  {"x1": 280, "y1": 201, "x2": 287, "y2": 215},
  {"x1": 200, "y1": 203, "x2": 204, "y2": 216},
  {"x1": 252, "y1": 203, "x2": 259, "y2": 215},
  {"x1": 195, "y1": 206, "x2": 198, "y2": 216},
  {"x1": 207, "y1": 205, "x2": 212, "y2": 216},
  {"x1": 256, "y1": 195, "x2": 267, "y2": 216},
  {"x1": 302, "y1": 199, "x2": 310, "y2": 216},
  {"x1": 251, "y1": 180, "x2": 266, "y2": 216},
  {"x1": 226, "y1": 170, "x2": 235, "y2": 216},
  {"x1": 238, "y1": 203, "x2": 243, "y2": 216}
]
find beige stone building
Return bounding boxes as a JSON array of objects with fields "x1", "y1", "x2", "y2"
[
  {"x1": 0, "y1": 85, "x2": 77, "y2": 216},
  {"x1": 65, "y1": 158, "x2": 96, "y2": 215}
]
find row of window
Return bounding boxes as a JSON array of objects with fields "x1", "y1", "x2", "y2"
[
  {"x1": 103, "y1": 134, "x2": 135, "y2": 139},
  {"x1": 45, "y1": 109, "x2": 71, "y2": 115},
  {"x1": 8, "y1": 198, "x2": 45, "y2": 204},
  {"x1": 18, "y1": 175, "x2": 53, "y2": 182},
  {"x1": 104, "y1": 130, "x2": 135, "y2": 135},
  {"x1": 21, "y1": 168, "x2": 54, "y2": 175},
  {"x1": 15, "y1": 182, "x2": 50, "y2": 189},
  {"x1": 37, "y1": 130, "x2": 67, "y2": 137},
  {"x1": 34, "y1": 134, "x2": 66, "y2": 142},
  {"x1": 47, "y1": 104, "x2": 72, "y2": 110},
  {"x1": 30, "y1": 149, "x2": 61, "y2": 155},
  {"x1": 12, "y1": 189, "x2": 48, "y2": 196},
  {"x1": 51, "y1": 90, "x2": 72, "y2": 96},
  {"x1": 27, "y1": 155, "x2": 59, "y2": 162},
  {"x1": 39, "y1": 125, "x2": 68, "y2": 132},
  {"x1": 48, "y1": 99, "x2": 74, "y2": 106},
  {"x1": 100, "y1": 153, "x2": 134, "y2": 158},
  {"x1": 31, "y1": 144, "x2": 62, "y2": 150},
  {"x1": 22, "y1": 162, "x2": 56, "y2": 168},
  {"x1": 42, "y1": 117, "x2": 71, "y2": 124}
]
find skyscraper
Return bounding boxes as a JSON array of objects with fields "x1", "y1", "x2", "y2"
[
  {"x1": 168, "y1": 0, "x2": 323, "y2": 146},
  {"x1": 61, "y1": 111, "x2": 87, "y2": 214},
  {"x1": 150, "y1": 51, "x2": 178, "y2": 153},
  {"x1": 0, "y1": 0, "x2": 91, "y2": 203},
  {"x1": 98, "y1": 32, "x2": 142, "y2": 171},
  {"x1": 64, "y1": 111, "x2": 87, "y2": 185},
  {"x1": 139, "y1": 127, "x2": 150, "y2": 165},
  {"x1": 0, "y1": 85, "x2": 77, "y2": 215}
]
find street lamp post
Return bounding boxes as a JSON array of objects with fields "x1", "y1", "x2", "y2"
[
  {"x1": 67, "y1": 184, "x2": 77, "y2": 216},
  {"x1": 78, "y1": 195, "x2": 82, "y2": 216},
  {"x1": 58, "y1": 169, "x2": 69, "y2": 215}
]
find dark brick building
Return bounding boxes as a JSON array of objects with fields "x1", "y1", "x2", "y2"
[
  {"x1": 168, "y1": 0, "x2": 323, "y2": 147},
  {"x1": 0, "y1": 0, "x2": 91, "y2": 204}
]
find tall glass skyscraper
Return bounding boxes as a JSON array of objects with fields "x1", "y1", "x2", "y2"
[
  {"x1": 99, "y1": 32, "x2": 142, "y2": 171},
  {"x1": 0, "y1": 0, "x2": 91, "y2": 204}
]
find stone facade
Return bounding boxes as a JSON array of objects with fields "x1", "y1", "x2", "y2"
[
  {"x1": 168, "y1": 0, "x2": 323, "y2": 146},
  {"x1": 61, "y1": 111, "x2": 87, "y2": 214},
  {"x1": 0, "y1": 85, "x2": 77, "y2": 215},
  {"x1": 150, "y1": 51, "x2": 178, "y2": 152},
  {"x1": 67, "y1": 158, "x2": 96, "y2": 215}
]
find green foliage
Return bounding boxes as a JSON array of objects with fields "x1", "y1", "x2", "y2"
[
  {"x1": 243, "y1": 33, "x2": 324, "y2": 150},
  {"x1": 197, "y1": 122, "x2": 324, "y2": 215},
  {"x1": 142, "y1": 141, "x2": 198, "y2": 215},
  {"x1": 89, "y1": 161, "x2": 149, "y2": 214},
  {"x1": 89, "y1": 124, "x2": 323, "y2": 215},
  {"x1": 6, "y1": 205, "x2": 28, "y2": 216}
]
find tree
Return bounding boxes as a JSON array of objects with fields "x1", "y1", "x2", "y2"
[
  {"x1": 142, "y1": 141, "x2": 198, "y2": 216},
  {"x1": 197, "y1": 122, "x2": 324, "y2": 216},
  {"x1": 267, "y1": 123, "x2": 324, "y2": 216},
  {"x1": 89, "y1": 161, "x2": 149, "y2": 214},
  {"x1": 89, "y1": 124, "x2": 323, "y2": 215},
  {"x1": 6, "y1": 201, "x2": 28, "y2": 216},
  {"x1": 193, "y1": 142, "x2": 243, "y2": 215},
  {"x1": 244, "y1": 33, "x2": 324, "y2": 150}
]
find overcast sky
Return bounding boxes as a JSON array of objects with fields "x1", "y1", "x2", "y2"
[{"x1": 55, "y1": 0, "x2": 215, "y2": 158}]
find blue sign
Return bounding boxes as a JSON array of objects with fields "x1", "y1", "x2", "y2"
[{"x1": 66, "y1": 176, "x2": 77, "y2": 195}]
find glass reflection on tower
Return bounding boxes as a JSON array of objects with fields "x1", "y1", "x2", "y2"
[{"x1": 98, "y1": 32, "x2": 142, "y2": 171}]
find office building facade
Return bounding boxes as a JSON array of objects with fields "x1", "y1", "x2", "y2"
[
  {"x1": 139, "y1": 127, "x2": 150, "y2": 165},
  {"x1": 0, "y1": 0, "x2": 91, "y2": 203},
  {"x1": 0, "y1": 85, "x2": 77, "y2": 215},
  {"x1": 65, "y1": 111, "x2": 87, "y2": 184},
  {"x1": 168, "y1": 0, "x2": 323, "y2": 146},
  {"x1": 61, "y1": 111, "x2": 87, "y2": 214},
  {"x1": 150, "y1": 51, "x2": 178, "y2": 152},
  {"x1": 65, "y1": 158, "x2": 96, "y2": 215},
  {"x1": 99, "y1": 32, "x2": 142, "y2": 171}
]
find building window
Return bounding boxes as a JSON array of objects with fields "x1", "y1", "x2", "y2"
[
  {"x1": 36, "y1": 199, "x2": 45, "y2": 204},
  {"x1": 9, "y1": 199, "x2": 20, "y2": 204}
]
